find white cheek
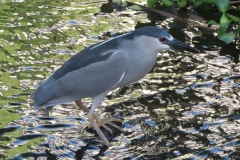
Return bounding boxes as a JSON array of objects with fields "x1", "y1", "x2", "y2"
[{"x1": 157, "y1": 43, "x2": 170, "y2": 51}]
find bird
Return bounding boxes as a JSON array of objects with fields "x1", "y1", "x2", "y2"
[{"x1": 30, "y1": 26, "x2": 198, "y2": 146}]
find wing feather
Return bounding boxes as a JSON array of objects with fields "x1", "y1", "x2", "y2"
[{"x1": 32, "y1": 50, "x2": 127, "y2": 109}]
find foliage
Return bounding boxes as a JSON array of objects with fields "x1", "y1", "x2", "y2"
[{"x1": 131, "y1": 0, "x2": 240, "y2": 44}]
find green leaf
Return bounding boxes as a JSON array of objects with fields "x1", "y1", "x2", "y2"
[
  {"x1": 203, "y1": 0, "x2": 215, "y2": 4},
  {"x1": 225, "y1": 13, "x2": 240, "y2": 22},
  {"x1": 237, "y1": 26, "x2": 240, "y2": 33},
  {"x1": 217, "y1": 28, "x2": 236, "y2": 44},
  {"x1": 178, "y1": 0, "x2": 187, "y2": 7},
  {"x1": 214, "y1": 0, "x2": 229, "y2": 12},
  {"x1": 162, "y1": 0, "x2": 174, "y2": 6},
  {"x1": 128, "y1": 5, "x2": 143, "y2": 11},
  {"x1": 220, "y1": 21, "x2": 231, "y2": 28},
  {"x1": 219, "y1": 13, "x2": 231, "y2": 29},
  {"x1": 147, "y1": 0, "x2": 159, "y2": 7},
  {"x1": 208, "y1": 19, "x2": 231, "y2": 28},
  {"x1": 194, "y1": 2, "x2": 203, "y2": 7},
  {"x1": 220, "y1": 13, "x2": 230, "y2": 24},
  {"x1": 208, "y1": 20, "x2": 218, "y2": 25}
]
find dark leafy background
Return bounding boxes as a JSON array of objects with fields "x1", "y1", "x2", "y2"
[{"x1": 0, "y1": 0, "x2": 240, "y2": 159}]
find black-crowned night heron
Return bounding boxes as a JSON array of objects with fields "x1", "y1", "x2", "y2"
[{"x1": 31, "y1": 26, "x2": 198, "y2": 146}]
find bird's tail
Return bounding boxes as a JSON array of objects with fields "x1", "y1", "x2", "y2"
[{"x1": 30, "y1": 78, "x2": 57, "y2": 110}]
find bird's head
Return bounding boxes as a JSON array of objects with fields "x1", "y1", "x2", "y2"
[{"x1": 132, "y1": 26, "x2": 198, "y2": 53}]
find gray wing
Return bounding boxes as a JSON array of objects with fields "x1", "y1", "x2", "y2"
[
  {"x1": 52, "y1": 38, "x2": 119, "y2": 80},
  {"x1": 32, "y1": 50, "x2": 127, "y2": 109}
]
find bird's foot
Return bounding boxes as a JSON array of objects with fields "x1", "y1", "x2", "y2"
[
  {"x1": 87, "y1": 112, "x2": 114, "y2": 146},
  {"x1": 75, "y1": 100, "x2": 114, "y2": 146},
  {"x1": 89, "y1": 114, "x2": 123, "y2": 134},
  {"x1": 88, "y1": 119, "x2": 112, "y2": 146}
]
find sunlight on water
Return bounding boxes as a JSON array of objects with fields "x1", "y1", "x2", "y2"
[{"x1": 0, "y1": 0, "x2": 239, "y2": 159}]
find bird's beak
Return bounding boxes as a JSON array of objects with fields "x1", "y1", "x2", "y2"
[{"x1": 167, "y1": 39, "x2": 198, "y2": 53}]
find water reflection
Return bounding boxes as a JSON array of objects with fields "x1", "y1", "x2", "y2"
[{"x1": 0, "y1": 0, "x2": 240, "y2": 159}]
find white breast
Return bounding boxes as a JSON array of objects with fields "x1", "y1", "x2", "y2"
[{"x1": 116, "y1": 36, "x2": 159, "y2": 87}]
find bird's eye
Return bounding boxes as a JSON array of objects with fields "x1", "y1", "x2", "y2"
[{"x1": 159, "y1": 37, "x2": 166, "y2": 42}]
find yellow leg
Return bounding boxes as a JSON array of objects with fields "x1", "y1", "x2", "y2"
[
  {"x1": 89, "y1": 114, "x2": 123, "y2": 134},
  {"x1": 75, "y1": 99, "x2": 123, "y2": 134},
  {"x1": 87, "y1": 93, "x2": 112, "y2": 146},
  {"x1": 75, "y1": 92, "x2": 116, "y2": 147},
  {"x1": 88, "y1": 117, "x2": 111, "y2": 146}
]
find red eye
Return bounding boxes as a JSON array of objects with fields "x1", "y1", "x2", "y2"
[{"x1": 159, "y1": 37, "x2": 166, "y2": 42}]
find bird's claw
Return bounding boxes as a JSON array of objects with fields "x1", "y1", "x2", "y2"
[
  {"x1": 88, "y1": 119, "x2": 111, "y2": 146},
  {"x1": 89, "y1": 117, "x2": 123, "y2": 134}
]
